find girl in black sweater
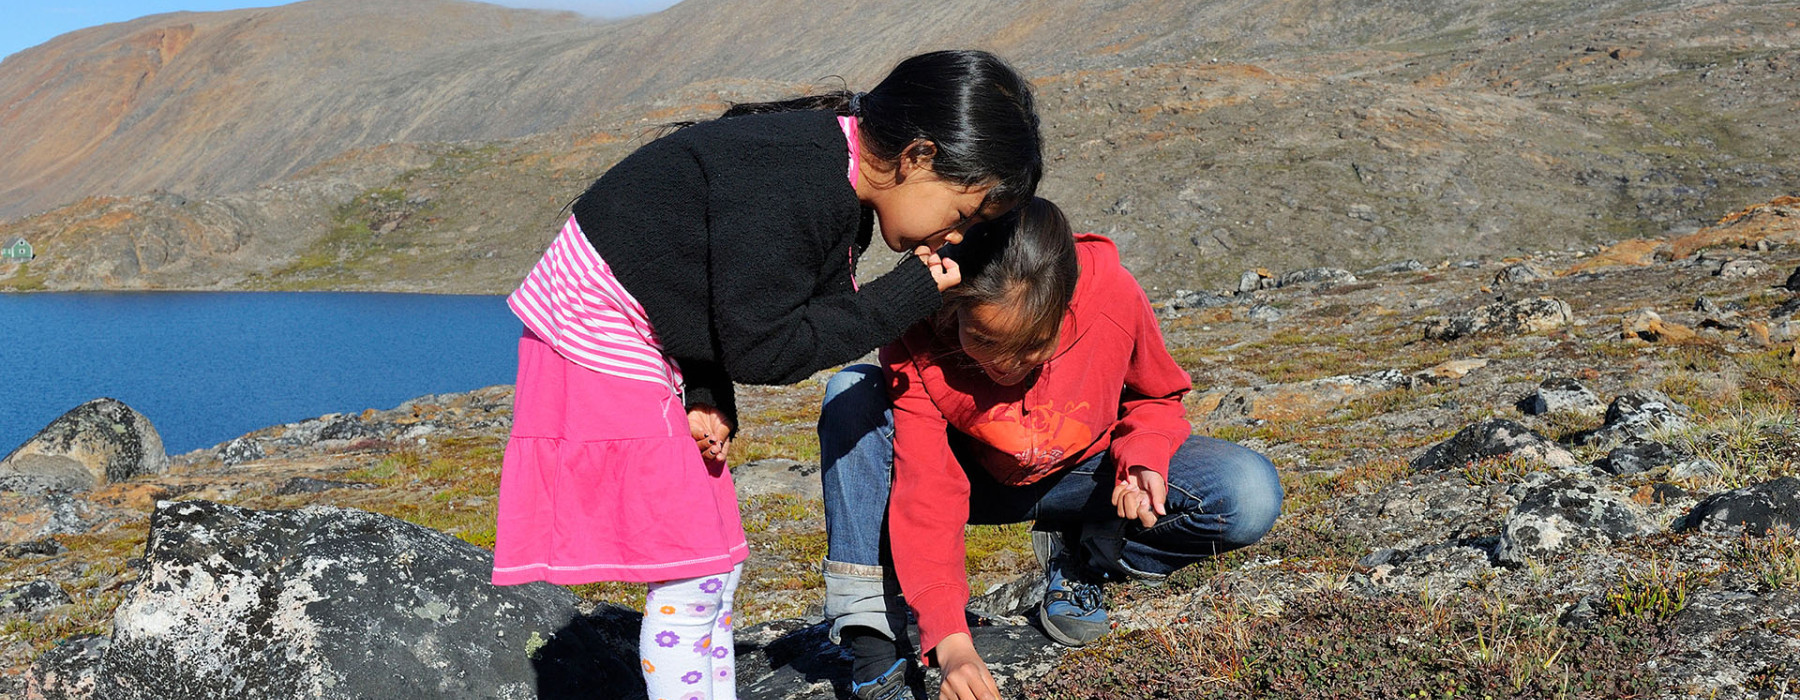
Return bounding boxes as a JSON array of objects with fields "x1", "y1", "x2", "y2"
[{"x1": 493, "y1": 50, "x2": 1042, "y2": 700}]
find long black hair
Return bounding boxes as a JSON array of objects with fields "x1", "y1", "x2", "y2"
[
  {"x1": 935, "y1": 197, "x2": 1078, "y2": 361},
  {"x1": 723, "y1": 50, "x2": 1043, "y2": 212}
]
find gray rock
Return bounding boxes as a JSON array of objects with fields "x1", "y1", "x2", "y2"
[
  {"x1": 1694, "y1": 296, "x2": 1723, "y2": 316},
  {"x1": 4, "y1": 537, "x2": 69, "y2": 558},
  {"x1": 1773, "y1": 296, "x2": 1800, "y2": 320},
  {"x1": 1360, "y1": 259, "x2": 1426, "y2": 275},
  {"x1": 1681, "y1": 477, "x2": 1800, "y2": 537},
  {"x1": 1277, "y1": 267, "x2": 1356, "y2": 288},
  {"x1": 1, "y1": 579, "x2": 71, "y2": 616},
  {"x1": 1596, "y1": 440, "x2": 1680, "y2": 476},
  {"x1": 0, "y1": 492, "x2": 95, "y2": 546},
  {"x1": 1422, "y1": 297, "x2": 1574, "y2": 341},
  {"x1": 1411, "y1": 419, "x2": 1579, "y2": 472},
  {"x1": 1785, "y1": 266, "x2": 1800, "y2": 292},
  {"x1": 1246, "y1": 304, "x2": 1284, "y2": 322},
  {"x1": 26, "y1": 634, "x2": 108, "y2": 700},
  {"x1": 0, "y1": 398, "x2": 169, "y2": 491},
  {"x1": 1497, "y1": 477, "x2": 1650, "y2": 565},
  {"x1": 1670, "y1": 458, "x2": 1724, "y2": 482},
  {"x1": 1494, "y1": 262, "x2": 1549, "y2": 285},
  {"x1": 1663, "y1": 590, "x2": 1800, "y2": 698},
  {"x1": 1164, "y1": 289, "x2": 1232, "y2": 310},
  {"x1": 1237, "y1": 270, "x2": 1273, "y2": 293},
  {"x1": 1716, "y1": 258, "x2": 1769, "y2": 279},
  {"x1": 1585, "y1": 389, "x2": 1693, "y2": 449},
  {"x1": 218, "y1": 436, "x2": 266, "y2": 467},
  {"x1": 1524, "y1": 378, "x2": 1605, "y2": 417},
  {"x1": 86, "y1": 500, "x2": 640, "y2": 700}
]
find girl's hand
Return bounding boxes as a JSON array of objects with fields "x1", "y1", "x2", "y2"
[
  {"x1": 915, "y1": 245, "x2": 962, "y2": 291},
  {"x1": 933, "y1": 634, "x2": 999, "y2": 700},
  {"x1": 686, "y1": 404, "x2": 732, "y2": 462},
  {"x1": 1112, "y1": 466, "x2": 1168, "y2": 528}
]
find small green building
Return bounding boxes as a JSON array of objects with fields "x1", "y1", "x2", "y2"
[{"x1": 2, "y1": 237, "x2": 32, "y2": 261}]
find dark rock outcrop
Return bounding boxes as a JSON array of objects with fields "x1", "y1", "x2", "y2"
[
  {"x1": 1681, "y1": 477, "x2": 1800, "y2": 537},
  {"x1": 0, "y1": 399, "x2": 168, "y2": 492},
  {"x1": 1411, "y1": 419, "x2": 1579, "y2": 472},
  {"x1": 1, "y1": 580, "x2": 71, "y2": 616},
  {"x1": 1497, "y1": 477, "x2": 1650, "y2": 565},
  {"x1": 1596, "y1": 440, "x2": 1680, "y2": 476},
  {"x1": 1584, "y1": 389, "x2": 1693, "y2": 449},
  {"x1": 1423, "y1": 297, "x2": 1573, "y2": 341}
]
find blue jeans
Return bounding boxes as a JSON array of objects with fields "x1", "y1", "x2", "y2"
[{"x1": 818, "y1": 365, "x2": 1283, "y2": 639}]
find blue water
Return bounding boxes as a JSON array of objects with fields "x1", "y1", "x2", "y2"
[{"x1": 1, "y1": 292, "x2": 521, "y2": 455}]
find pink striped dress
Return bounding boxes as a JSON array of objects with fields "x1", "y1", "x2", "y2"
[{"x1": 491, "y1": 116, "x2": 863, "y2": 585}]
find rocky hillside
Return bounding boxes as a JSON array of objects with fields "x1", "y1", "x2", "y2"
[
  {"x1": 0, "y1": 0, "x2": 1795, "y2": 292},
  {"x1": 2, "y1": 197, "x2": 1796, "y2": 698}
]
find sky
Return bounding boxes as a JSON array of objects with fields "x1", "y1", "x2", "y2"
[{"x1": 0, "y1": 0, "x2": 682, "y2": 61}]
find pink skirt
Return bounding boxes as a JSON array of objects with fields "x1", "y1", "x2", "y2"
[{"x1": 491, "y1": 329, "x2": 747, "y2": 585}]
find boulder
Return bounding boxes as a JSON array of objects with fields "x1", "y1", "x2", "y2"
[
  {"x1": 63, "y1": 500, "x2": 640, "y2": 700},
  {"x1": 1, "y1": 399, "x2": 169, "y2": 492},
  {"x1": 1411, "y1": 419, "x2": 1579, "y2": 472},
  {"x1": 1164, "y1": 289, "x2": 1232, "y2": 310},
  {"x1": 1584, "y1": 389, "x2": 1693, "y2": 449},
  {"x1": 0, "y1": 492, "x2": 94, "y2": 546},
  {"x1": 1245, "y1": 304, "x2": 1284, "y2": 322},
  {"x1": 1423, "y1": 297, "x2": 1573, "y2": 341},
  {"x1": 1523, "y1": 378, "x2": 1605, "y2": 417},
  {"x1": 1194, "y1": 370, "x2": 1411, "y2": 424},
  {"x1": 1621, "y1": 309, "x2": 1696, "y2": 343},
  {"x1": 1360, "y1": 259, "x2": 1427, "y2": 275},
  {"x1": 1496, "y1": 477, "x2": 1650, "y2": 565},
  {"x1": 1494, "y1": 263, "x2": 1549, "y2": 285},
  {"x1": 1, "y1": 580, "x2": 71, "y2": 616},
  {"x1": 1596, "y1": 440, "x2": 1680, "y2": 476},
  {"x1": 1278, "y1": 267, "x2": 1356, "y2": 289},
  {"x1": 1681, "y1": 477, "x2": 1800, "y2": 537},
  {"x1": 1715, "y1": 258, "x2": 1769, "y2": 279},
  {"x1": 26, "y1": 634, "x2": 107, "y2": 700}
]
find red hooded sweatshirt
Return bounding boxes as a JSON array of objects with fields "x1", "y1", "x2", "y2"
[{"x1": 882, "y1": 234, "x2": 1193, "y2": 656}]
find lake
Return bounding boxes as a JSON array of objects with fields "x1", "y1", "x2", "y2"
[{"x1": 1, "y1": 292, "x2": 522, "y2": 455}]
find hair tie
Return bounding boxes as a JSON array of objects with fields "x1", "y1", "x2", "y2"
[{"x1": 847, "y1": 91, "x2": 866, "y2": 115}]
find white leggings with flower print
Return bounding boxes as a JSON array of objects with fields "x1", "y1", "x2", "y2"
[{"x1": 640, "y1": 563, "x2": 744, "y2": 700}]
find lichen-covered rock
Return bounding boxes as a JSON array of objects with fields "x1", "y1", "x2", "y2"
[
  {"x1": 1411, "y1": 419, "x2": 1579, "y2": 472},
  {"x1": 1681, "y1": 477, "x2": 1800, "y2": 537},
  {"x1": 25, "y1": 634, "x2": 107, "y2": 700},
  {"x1": 1494, "y1": 262, "x2": 1549, "y2": 285},
  {"x1": 0, "y1": 399, "x2": 168, "y2": 491},
  {"x1": 1497, "y1": 477, "x2": 1650, "y2": 565},
  {"x1": 1523, "y1": 377, "x2": 1605, "y2": 416},
  {"x1": 0, "y1": 492, "x2": 94, "y2": 546},
  {"x1": 1, "y1": 580, "x2": 72, "y2": 617},
  {"x1": 1278, "y1": 267, "x2": 1356, "y2": 288},
  {"x1": 1596, "y1": 440, "x2": 1680, "y2": 476},
  {"x1": 85, "y1": 500, "x2": 639, "y2": 700},
  {"x1": 1584, "y1": 389, "x2": 1693, "y2": 449},
  {"x1": 1423, "y1": 297, "x2": 1573, "y2": 340},
  {"x1": 1195, "y1": 370, "x2": 1412, "y2": 423},
  {"x1": 1164, "y1": 289, "x2": 1233, "y2": 310},
  {"x1": 1662, "y1": 590, "x2": 1800, "y2": 698}
]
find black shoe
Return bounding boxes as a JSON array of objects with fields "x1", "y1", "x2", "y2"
[{"x1": 849, "y1": 659, "x2": 916, "y2": 700}]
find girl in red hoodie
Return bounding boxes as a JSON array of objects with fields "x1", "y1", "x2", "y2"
[{"x1": 817, "y1": 198, "x2": 1283, "y2": 700}]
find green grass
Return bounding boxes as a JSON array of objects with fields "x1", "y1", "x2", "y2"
[{"x1": 0, "y1": 262, "x2": 48, "y2": 291}]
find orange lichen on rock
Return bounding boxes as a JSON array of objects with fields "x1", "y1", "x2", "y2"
[
  {"x1": 1667, "y1": 196, "x2": 1800, "y2": 259},
  {"x1": 1560, "y1": 238, "x2": 1663, "y2": 274}
]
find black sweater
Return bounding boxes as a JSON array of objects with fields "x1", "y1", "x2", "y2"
[{"x1": 572, "y1": 110, "x2": 942, "y2": 427}]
